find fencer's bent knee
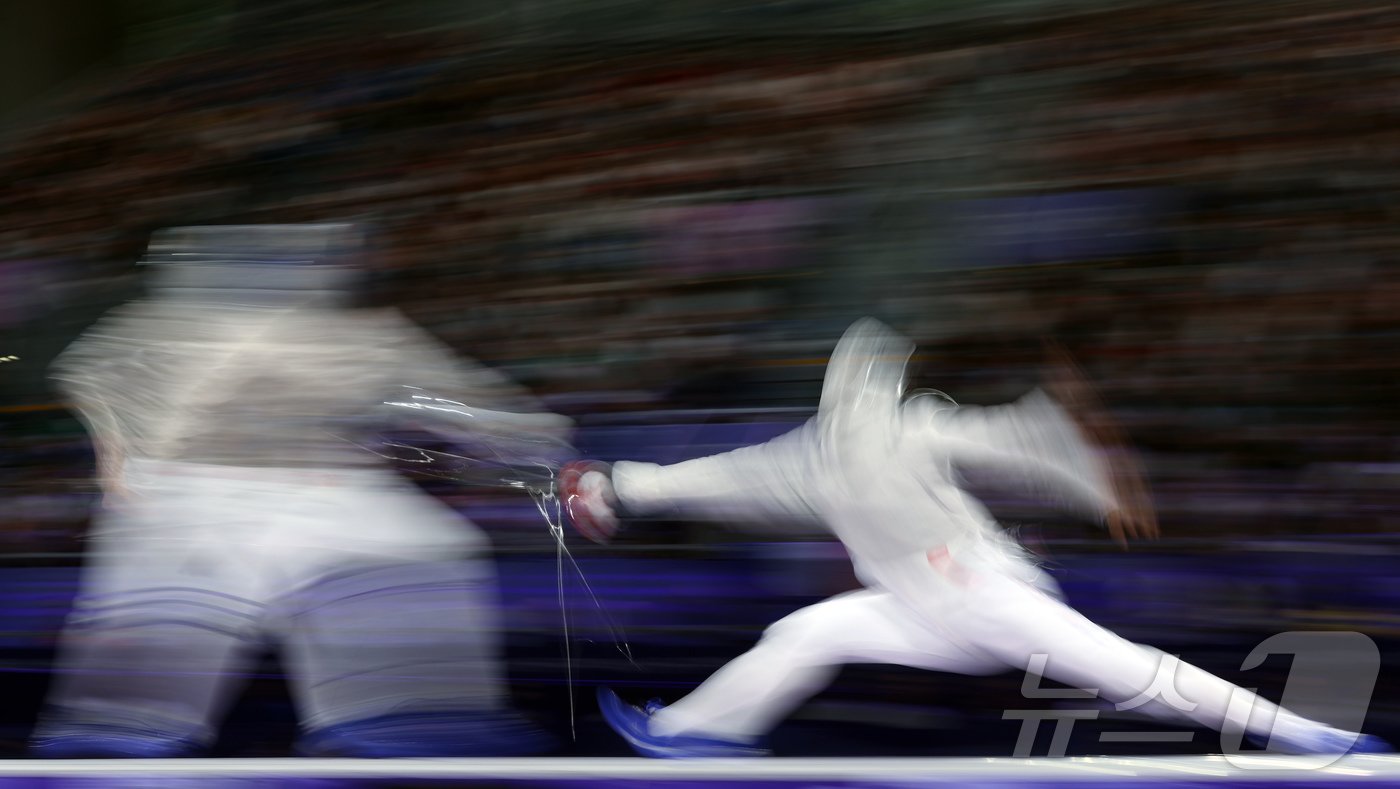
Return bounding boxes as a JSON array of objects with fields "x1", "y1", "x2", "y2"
[{"x1": 759, "y1": 600, "x2": 858, "y2": 659}]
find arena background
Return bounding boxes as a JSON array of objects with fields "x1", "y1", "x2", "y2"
[{"x1": 0, "y1": 0, "x2": 1398, "y2": 770}]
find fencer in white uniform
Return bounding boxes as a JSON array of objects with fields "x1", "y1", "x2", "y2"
[
  {"x1": 566, "y1": 318, "x2": 1388, "y2": 758},
  {"x1": 34, "y1": 225, "x2": 572, "y2": 758}
]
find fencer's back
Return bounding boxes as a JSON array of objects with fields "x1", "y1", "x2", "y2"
[{"x1": 52, "y1": 300, "x2": 495, "y2": 470}]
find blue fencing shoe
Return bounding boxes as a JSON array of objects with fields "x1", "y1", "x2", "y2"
[
  {"x1": 596, "y1": 688, "x2": 770, "y2": 759},
  {"x1": 1251, "y1": 727, "x2": 1394, "y2": 756},
  {"x1": 31, "y1": 725, "x2": 205, "y2": 759},
  {"x1": 1348, "y1": 734, "x2": 1396, "y2": 754}
]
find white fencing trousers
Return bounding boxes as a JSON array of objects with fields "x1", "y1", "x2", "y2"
[
  {"x1": 649, "y1": 559, "x2": 1328, "y2": 748},
  {"x1": 38, "y1": 460, "x2": 505, "y2": 747}
]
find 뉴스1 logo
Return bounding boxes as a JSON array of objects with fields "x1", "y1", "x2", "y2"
[{"x1": 1002, "y1": 631, "x2": 1380, "y2": 769}]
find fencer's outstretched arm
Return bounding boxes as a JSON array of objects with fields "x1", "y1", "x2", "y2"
[
  {"x1": 917, "y1": 390, "x2": 1122, "y2": 527},
  {"x1": 379, "y1": 309, "x2": 573, "y2": 459},
  {"x1": 918, "y1": 383, "x2": 1157, "y2": 545},
  {"x1": 609, "y1": 422, "x2": 820, "y2": 527}
]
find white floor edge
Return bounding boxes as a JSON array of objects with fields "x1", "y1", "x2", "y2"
[{"x1": 0, "y1": 755, "x2": 1393, "y2": 780}]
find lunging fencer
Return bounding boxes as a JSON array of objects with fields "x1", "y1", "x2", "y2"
[
  {"x1": 36, "y1": 224, "x2": 571, "y2": 758},
  {"x1": 565, "y1": 318, "x2": 1390, "y2": 758}
]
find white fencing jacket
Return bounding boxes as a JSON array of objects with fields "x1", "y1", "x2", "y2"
[{"x1": 613, "y1": 319, "x2": 1117, "y2": 597}]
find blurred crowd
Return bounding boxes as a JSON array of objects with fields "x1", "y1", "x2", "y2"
[{"x1": 2, "y1": 0, "x2": 1400, "y2": 552}]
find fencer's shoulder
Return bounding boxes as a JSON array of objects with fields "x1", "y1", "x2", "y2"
[{"x1": 901, "y1": 390, "x2": 961, "y2": 421}]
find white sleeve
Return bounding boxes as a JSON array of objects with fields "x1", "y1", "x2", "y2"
[
  {"x1": 922, "y1": 390, "x2": 1119, "y2": 523},
  {"x1": 611, "y1": 421, "x2": 820, "y2": 527},
  {"x1": 381, "y1": 310, "x2": 573, "y2": 451}
]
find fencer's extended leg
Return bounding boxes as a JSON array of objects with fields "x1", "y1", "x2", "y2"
[
  {"x1": 956, "y1": 576, "x2": 1377, "y2": 754},
  {"x1": 284, "y1": 559, "x2": 552, "y2": 757},
  {"x1": 35, "y1": 603, "x2": 260, "y2": 758},
  {"x1": 645, "y1": 589, "x2": 999, "y2": 743},
  {"x1": 33, "y1": 529, "x2": 265, "y2": 758}
]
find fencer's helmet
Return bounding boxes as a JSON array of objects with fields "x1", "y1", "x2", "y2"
[
  {"x1": 818, "y1": 318, "x2": 916, "y2": 424},
  {"x1": 142, "y1": 223, "x2": 367, "y2": 306}
]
